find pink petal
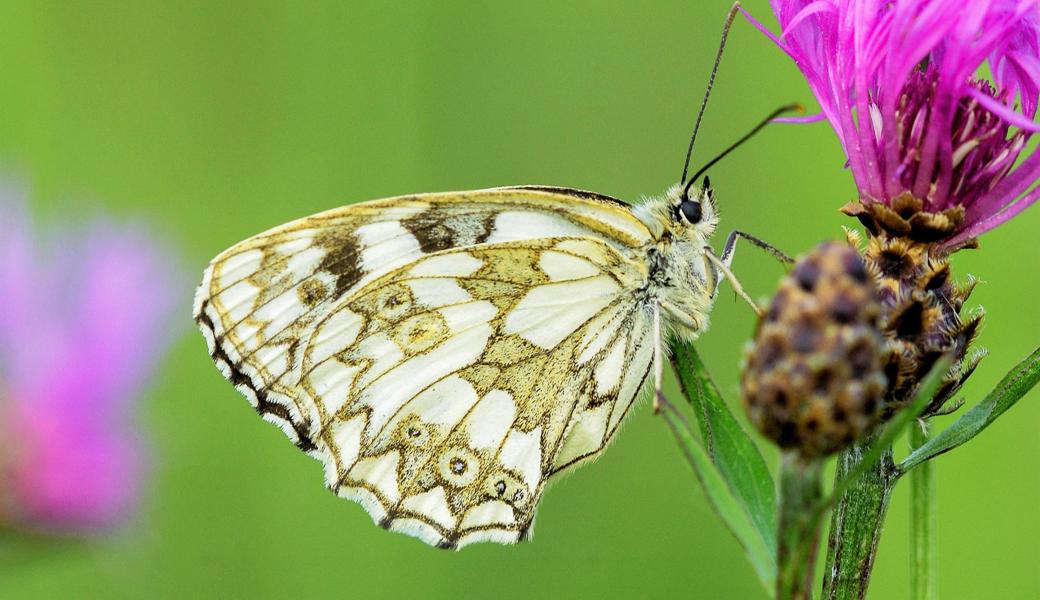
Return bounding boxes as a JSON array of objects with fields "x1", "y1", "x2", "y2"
[
  {"x1": 781, "y1": 1, "x2": 838, "y2": 41},
  {"x1": 945, "y1": 182, "x2": 1040, "y2": 247},
  {"x1": 773, "y1": 111, "x2": 828, "y2": 123},
  {"x1": 967, "y1": 85, "x2": 1040, "y2": 131},
  {"x1": 0, "y1": 185, "x2": 184, "y2": 533}
]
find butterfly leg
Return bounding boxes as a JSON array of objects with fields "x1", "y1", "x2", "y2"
[
  {"x1": 716, "y1": 229, "x2": 793, "y2": 292},
  {"x1": 705, "y1": 250, "x2": 763, "y2": 317},
  {"x1": 653, "y1": 300, "x2": 705, "y2": 413},
  {"x1": 653, "y1": 301, "x2": 664, "y2": 413},
  {"x1": 709, "y1": 230, "x2": 794, "y2": 314},
  {"x1": 651, "y1": 301, "x2": 699, "y2": 429}
]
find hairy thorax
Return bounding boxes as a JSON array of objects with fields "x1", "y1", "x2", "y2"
[{"x1": 633, "y1": 185, "x2": 721, "y2": 342}]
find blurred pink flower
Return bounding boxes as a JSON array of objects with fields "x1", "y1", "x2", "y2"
[
  {"x1": 747, "y1": 0, "x2": 1040, "y2": 248},
  {"x1": 0, "y1": 185, "x2": 181, "y2": 534}
]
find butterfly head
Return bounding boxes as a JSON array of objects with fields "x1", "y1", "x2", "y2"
[
  {"x1": 633, "y1": 177, "x2": 719, "y2": 241},
  {"x1": 665, "y1": 176, "x2": 719, "y2": 240}
]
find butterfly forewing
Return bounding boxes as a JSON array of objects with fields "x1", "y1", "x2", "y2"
[{"x1": 194, "y1": 188, "x2": 656, "y2": 548}]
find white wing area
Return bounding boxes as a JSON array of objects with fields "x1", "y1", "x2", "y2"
[{"x1": 194, "y1": 189, "x2": 655, "y2": 548}]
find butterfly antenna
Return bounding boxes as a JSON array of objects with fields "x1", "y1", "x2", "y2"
[
  {"x1": 679, "y1": 2, "x2": 742, "y2": 187},
  {"x1": 682, "y1": 103, "x2": 804, "y2": 200}
]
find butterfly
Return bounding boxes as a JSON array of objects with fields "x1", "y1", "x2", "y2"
[
  {"x1": 193, "y1": 173, "x2": 795, "y2": 549},
  {"x1": 194, "y1": 4, "x2": 797, "y2": 547}
]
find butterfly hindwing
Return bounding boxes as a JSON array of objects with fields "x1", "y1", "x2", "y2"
[{"x1": 194, "y1": 188, "x2": 656, "y2": 548}]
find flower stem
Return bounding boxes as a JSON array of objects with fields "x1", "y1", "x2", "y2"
[
  {"x1": 909, "y1": 424, "x2": 936, "y2": 600},
  {"x1": 777, "y1": 452, "x2": 824, "y2": 600},
  {"x1": 821, "y1": 435, "x2": 897, "y2": 600}
]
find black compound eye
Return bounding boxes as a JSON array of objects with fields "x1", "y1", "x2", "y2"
[{"x1": 679, "y1": 199, "x2": 703, "y2": 224}]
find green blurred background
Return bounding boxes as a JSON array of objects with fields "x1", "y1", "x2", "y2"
[{"x1": 0, "y1": 1, "x2": 1036, "y2": 598}]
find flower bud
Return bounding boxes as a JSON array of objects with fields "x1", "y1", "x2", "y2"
[{"x1": 742, "y1": 242, "x2": 889, "y2": 457}]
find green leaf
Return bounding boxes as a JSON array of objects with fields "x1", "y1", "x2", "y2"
[
  {"x1": 822, "y1": 356, "x2": 951, "y2": 513},
  {"x1": 668, "y1": 340, "x2": 777, "y2": 553},
  {"x1": 899, "y1": 344, "x2": 1040, "y2": 473},
  {"x1": 659, "y1": 402, "x2": 776, "y2": 590}
]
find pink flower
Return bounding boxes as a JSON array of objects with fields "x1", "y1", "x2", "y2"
[
  {"x1": 0, "y1": 185, "x2": 181, "y2": 533},
  {"x1": 746, "y1": 0, "x2": 1040, "y2": 248}
]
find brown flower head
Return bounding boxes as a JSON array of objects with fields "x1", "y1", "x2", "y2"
[{"x1": 743, "y1": 242, "x2": 890, "y2": 457}]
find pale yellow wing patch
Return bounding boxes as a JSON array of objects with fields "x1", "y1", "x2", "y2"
[{"x1": 329, "y1": 240, "x2": 653, "y2": 548}]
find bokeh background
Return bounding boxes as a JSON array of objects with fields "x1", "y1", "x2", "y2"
[{"x1": 0, "y1": 1, "x2": 1037, "y2": 598}]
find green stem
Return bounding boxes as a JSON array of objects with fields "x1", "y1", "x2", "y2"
[
  {"x1": 909, "y1": 424, "x2": 936, "y2": 600},
  {"x1": 821, "y1": 436, "x2": 898, "y2": 600},
  {"x1": 777, "y1": 452, "x2": 824, "y2": 600}
]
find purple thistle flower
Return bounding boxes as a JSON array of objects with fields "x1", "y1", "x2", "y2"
[
  {"x1": 0, "y1": 184, "x2": 181, "y2": 534},
  {"x1": 746, "y1": 0, "x2": 1040, "y2": 249}
]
